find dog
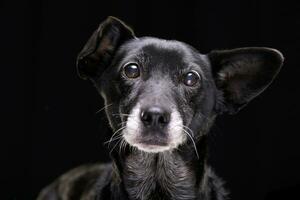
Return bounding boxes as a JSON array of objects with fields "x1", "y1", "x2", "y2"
[{"x1": 37, "y1": 16, "x2": 284, "y2": 200}]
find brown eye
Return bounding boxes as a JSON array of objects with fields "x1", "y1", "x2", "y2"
[
  {"x1": 183, "y1": 71, "x2": 200, "y2": 86},
  {"x1": 123, "y1": 63, "x2": 140, "y2": 78}
]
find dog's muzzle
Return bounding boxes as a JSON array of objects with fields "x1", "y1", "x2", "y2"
[{"x1": 122, "y1": 103, "x2": 186, "y2": 153}]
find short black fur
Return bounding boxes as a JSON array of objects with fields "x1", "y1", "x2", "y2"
[{"x1": 37, "y1": 16, "x2": 284, "y2": 200}]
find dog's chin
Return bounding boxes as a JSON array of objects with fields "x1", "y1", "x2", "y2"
[
  {"x1": 130, "y1": 137, "x2": 171, "y2": 153},
  {"x1": 132, "y1": 143, "x2": 172, "y2": 153},
  {"x1": 123, "y1": 135, "x2": 180, "y2": 153}
]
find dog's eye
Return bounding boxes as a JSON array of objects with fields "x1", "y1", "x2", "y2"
[
  {"x1": 123, "y1": 63, "x2": 140, "y2": 78},
  {"x1": 183, "y1": 71, "x2": 200, "y2": 86}
]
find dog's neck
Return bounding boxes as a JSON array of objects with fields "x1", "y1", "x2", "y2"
[
  {"x1": 109, "y1": 137, "x2": 208, "y2": 200},
  {"x1": 123, "y1": 151, "x2": 199, "y2": 200}
]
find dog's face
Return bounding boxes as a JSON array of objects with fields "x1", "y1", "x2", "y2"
[
  {"x1": 77, "y1": 17, "x2": 283, "y2": 154},
  {"x1": 107, "y1": 38, "x2": 217, "y2": 152}
]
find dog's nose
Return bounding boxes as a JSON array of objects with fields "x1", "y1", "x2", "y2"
[{"x1": 140, "y1": 107, "x2": 170, "y2": 128}]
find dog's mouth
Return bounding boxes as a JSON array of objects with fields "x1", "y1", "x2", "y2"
[{"x1": 131, "y1": 135, "x2": 172, "y2": 152}]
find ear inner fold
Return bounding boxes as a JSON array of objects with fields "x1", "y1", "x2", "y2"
[
  {"x1": 76, "y1": 16, "x2": 135, "y2": 80},
  {"x1": 209, "y1": 47, "x2": 284, "y2": 114}
]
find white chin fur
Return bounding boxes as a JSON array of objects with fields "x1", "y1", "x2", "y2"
[
  {"x1": 131, "y1": 143, "x2": 172, "y2": 153},
  {"x1": 122, "y1": 103, "x2": 186, "y2": 153}
]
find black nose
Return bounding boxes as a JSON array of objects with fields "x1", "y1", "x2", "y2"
[{"x1": 140, "y1": 107, "x2": 170, "y2": 128}]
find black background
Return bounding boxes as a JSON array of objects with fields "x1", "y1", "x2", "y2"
[{"x1": 2, "y1": 0, "x2": 300, "y2": 199}]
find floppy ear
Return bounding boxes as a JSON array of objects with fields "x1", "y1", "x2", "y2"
[
  {"x1": 208, "y1": 47, "x2": 284, "y2": 114},
  {"x1": 76, "y1": 16, "x2": 135, "y2": 80}
]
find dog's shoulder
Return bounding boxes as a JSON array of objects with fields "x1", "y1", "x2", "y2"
[{"x1": 37, "y1": 163, "x2": 112, "y2": 200}]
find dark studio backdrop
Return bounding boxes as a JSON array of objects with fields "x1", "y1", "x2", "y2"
[{"x1": 2, "y1": 0, "x2": 300, "y2": 199}]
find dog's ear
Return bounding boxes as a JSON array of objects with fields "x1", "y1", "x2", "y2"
[
  {"x1": 208, "y1": 47, "x2": 284, "y2": 114},
  {"x1": 76, "y1": 16, "x2": 135, "y2": 80}
]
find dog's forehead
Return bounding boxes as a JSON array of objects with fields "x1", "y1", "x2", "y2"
[{"x1": 120, "y1": 37, "x2": 208, "y2": 70}]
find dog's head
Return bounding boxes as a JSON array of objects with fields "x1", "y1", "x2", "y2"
[{"x1": 77, "y1": 17, "x2": 283, "y2": 154}]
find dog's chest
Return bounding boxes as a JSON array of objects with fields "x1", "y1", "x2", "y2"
[{"x1": 123, "y1": 152, "x2": 197, "y2": 200}]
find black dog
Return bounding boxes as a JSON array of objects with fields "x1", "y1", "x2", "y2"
[{"x1": 37, "y1": 16, "x2": 284, "y2": 200}]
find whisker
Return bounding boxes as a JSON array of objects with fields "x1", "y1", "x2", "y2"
[
  {"x1": 181, "y1": 125, "x2": 195, "y2": 137},
  {"x1": 173, "y1": 124, "x2": 199, "y2": 159},
  {"x1": 118, "y1": 113, "x2": 131, "y2": 116},
  {"x1": 103, "y1": 135, "x2": 123, "y2": 144},
  {"x1": 182, "y1": 128, "x2": 199, "y2": 159},
  {"x1": 117, "y1": 121, "x2": 127, "y2": 126},
  {"x1": 112, "y1": 113, "x2": 130, "y2": 116},
  {"x1": 106, "y1": 126, "x2": 126, "y2": 147},
  {"x1": 118, "y1": 139, "x2": 123, "y2": 155},
  {"x1": 109, "y1": 139, "x2": 122, "y2": 155},
  {"x1": 96, "y1": 103, "x2": 113, "y2": 114}
]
